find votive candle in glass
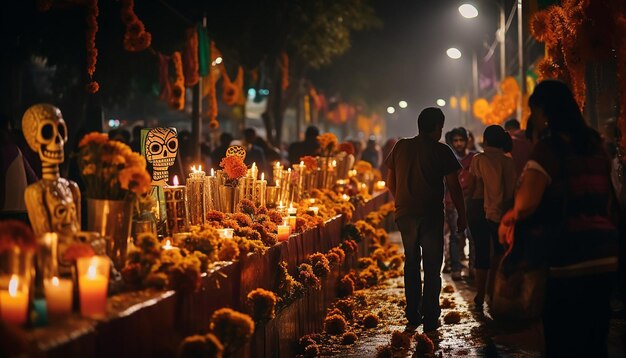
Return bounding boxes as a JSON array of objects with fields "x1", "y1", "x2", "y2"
[
  {"x1": 217, "y1": 228, "x2": 234, "y2": 239},
  {"x1": 187, "y1": 166, "x2": 206, "y2": 226},
  {"x1": 44, "y1": 276, "x2": 73, "y2": 317},
  {"x1": 277, "y1": 222, "x2": 291, "y2": 242},
  {"x1": 0, "y1": 274, "x2": 29, "y2": 325},
  {"x1": 164, "y1": 175, "x2": 188, "y2": 235},
  {"x1": 77, "y1": 256, "x2": 109, "y2": 318}
]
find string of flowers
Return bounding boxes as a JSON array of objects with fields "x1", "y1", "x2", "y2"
[
  {"x1": 183, "y1": 27, "x2": 199, "y2": 87},
  {"x1": 208, "y1": 41, "x2": 220, "y2": 129},
  {"x1": 121, "y1": 0, "x2": 152, "y2": 52},
  {"x1": 280, "y1": 52, "x2": 289, "y2": 90},
  {"x1": 85, "y1": 0, "x2": 99, "y2": 94},
  {"x1": 221, "y1": 65, "x2": 244, "y2": 106},
  {"x1": 170, "y1": 51, "x2": 185, "y2": 110}
]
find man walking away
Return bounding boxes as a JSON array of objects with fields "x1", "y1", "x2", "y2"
[{"x1": 385, "y1": 107, "x2": 467, "y2": 332}]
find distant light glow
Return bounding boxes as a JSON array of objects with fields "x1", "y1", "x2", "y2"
[
  {"x1": 398, "y1": 100, "x2": 408, "y2": 108},
  {"x1": 215, "y1": 57, "x2": 223, "y2": 64},
  {"x1": 248, "y1": 88, "x2": 256, "y2": 97},
  {"x1": 386, "y1": 106, "x2": 396, "y2": 114},
  {"x1": 259, "y1": 89, "x2": 270, "y2": 95},
  {"x1": 108, "y1": 119, "x2": 120, "y2": 128},
  {"x1": 436, "y1": 99, "x2": 446, "y2": 107},
  {"x1": 459, "y1": 4, "x2": 478, "y2": 19},
  {"x1": 446, "y1": 47, "x2": 462, "y2": 59}
]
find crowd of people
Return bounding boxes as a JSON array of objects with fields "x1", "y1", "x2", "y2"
[
  {"x1": 386, "y1": 80, "x2": 624, "y2": 356},
  {"x1": 1, "y1": 80, "x2": 624, "y2": 355}
]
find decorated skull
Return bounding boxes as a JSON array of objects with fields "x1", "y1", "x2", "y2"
[
  {"x1": 22, "y1": 104, "x2": 68, "y2": 164},
  {"x1": 145, "y1": 127, "x2": 178, "y2": 183}
]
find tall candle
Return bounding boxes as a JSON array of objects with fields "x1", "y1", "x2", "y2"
[
  {"x1": 288, "y1": 216, "x2": 297, "y2": 231},
  {"x1": 277, "y1": 222, "x2": 290, "y2": 242},
  {"x1": 78, "y1": 256, "x2": 109, "y2": 318},
  {"x1": 163, "y1": 175, "x2": 188, "y2": 235},
  {"x1": 255, "y1": 172, "x2": 267, "y2": 208},
  {"x1": 0, "y1": 275, "x2": 29, "y2": 325},
  {"x1": 44, "y1": 276, "x2": 73, "y2": 317},
  {"x1": 205, "y1": 168, "x2": 219, "y2": 211},
  {"x1": 187, "y1": 166, "x2": 206, "y2": 226}
]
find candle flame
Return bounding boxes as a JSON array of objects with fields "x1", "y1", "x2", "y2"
[
  {"x1": 300, "y1": 161, "x2": 304, "y2": 166},
  {"x1": 275, "y1": 162, "x2": 280, "y2": 168},
  {"x1": 8, "y1": 275, "x2": 18, "y2": 297},
  {"x1": 288, "y1": 168, "x2": 291, "y2": 173},
  {"x1": 252, "y1": 162, "x2": 257, "y2": 169},
  {"x1": 191, "y1": 165, "x2": 196, "y2": 172},
  {"x1": 211, "y1": 168, "x2": 215, "y2": 177},
  {"x1": 173, "y1": 175, "x2": 179, "y2": 186},
  {"x1": 279, "y1": 200, "x2": 283, "y2": 207},
  {"x1": 275, "y1": 180, "x2": 279, "y2": 187},
  {"x1": 332, "y1": 160, "x2": 337, "y2": 167},
  {"x1": 163, "y1": 239, "x2": 172, "y2": 249},
  {"x1": 52, "y1": 276, "x2": 60, "y2": 286},
  {"x1": 289, "y1": 202, "x2": 293, "y2": 209},
  {"x1": 261, "y1": 172, "x2": 265, "y2": 181},
  {"x1": 87, "y1": 264, "x2": 97, "y2": 279}
]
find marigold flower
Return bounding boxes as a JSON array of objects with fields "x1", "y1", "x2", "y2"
[
  {"x1": 209, "y1": 308, "x2": 255, "y2": 353},
  {"x1": 220, "y1": 156, "x2": 247, "y2": 180},
  {"x1": 79, "y1": 132, "x2": 108, "y2": 148},
  {"x1": 300, "y1": 156, "x2": 318, "y2": 171},
  {"x1": 247, "y1": 288, "x2": 277, "y2": 321}
]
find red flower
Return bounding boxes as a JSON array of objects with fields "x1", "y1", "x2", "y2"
[
  {"x1": 220, "y1": 156, "x2": 247, "y2": 180},
  {"x1": 0, "y1": 220, "x2": 36, "y2": 252}
]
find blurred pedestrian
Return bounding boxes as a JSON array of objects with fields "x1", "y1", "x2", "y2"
[
  {"x1": 504, "y1": 118, "x2": 532, "y2": 176},
  {"x1": 361, "y1": 137, "x2": 381, "y2": 169},
  {"x1": 243, "y1": 128, "x2": 267, "y2": 171},
  {"x1": 288, "y1": 125, "x2": 320, "y2": 166},
  {"x1": 468, "y1": 125, "x2": 517, "y2": 309},
  {"x1": 385, "y1": 107, "x2": 467, "y2": 332},
  {"x1": 499, "y1": 80, "x2": 619, "y2": 357},
  {"x1": 210, "y1": 132, "x2": 233, "y2": 170}
]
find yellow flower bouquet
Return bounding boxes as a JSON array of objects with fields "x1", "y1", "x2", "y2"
[{"x1": 77, "y1": 132, "x2": 151, "y2": 200}]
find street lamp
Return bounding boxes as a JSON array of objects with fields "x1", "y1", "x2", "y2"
[
  {"x1": 446, "y1": 47, "x2": 462, "y2": 60},
  {"x1": 398, "y1": 100, "x2": 408, "y2": 109},
  {"x1": 436, "y1": 99, "x2": 446, "y2": 107},
  {"x1": 458, "y1": 4, "x2": 478, "y2": 19},
  {"x1": 386, "y1": 106, "x2": 395, "y2": 114}
]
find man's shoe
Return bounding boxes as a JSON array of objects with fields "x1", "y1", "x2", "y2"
[
  {"x1": 423, "y1": 320, "x2": 440, "y2": 333},
  {"x1": 451, "y1": 271, "x2": 463, "y2": 281}
]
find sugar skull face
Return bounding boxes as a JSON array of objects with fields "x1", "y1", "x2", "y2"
[
  {"x1": 145, "y1": 127, "x2": 178, "y2": 168},
  {"x1": 226, "y1": 145, "x2": 247, "y2": 159},
  {"x1": 22, "y1": 104, "x2": 68, "y2": 164}
]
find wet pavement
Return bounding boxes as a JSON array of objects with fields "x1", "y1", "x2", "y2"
[{"x1": 316, "y1": 232, "x2": 626, "y2": 357}]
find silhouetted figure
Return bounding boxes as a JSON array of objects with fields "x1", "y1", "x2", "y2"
[
  {"x1": 385, "y1": 107, "x2": 467, "y2": 332},
  {"x1": 361, "y1": 137, "x2": 381, "y2": 169},
  {"x1": 288, "y1": 125, "x2": 320, "y2": 166},
  {"x1": 504, "y1": 118, "x2": 532, "y2": 176},
  {"x1": 467, "y1": 125, "x2": 517, "y2": 308},
  {"x1": 210, "y1": 132, "x2": 233, "y2": 170},
  {"x1": 499, "y1": 80, "x2": 619, "y2": 357},
  {"x1": 130, "y1": 125, "x2": 143, "y2": 153},
  {"x1": 243, "y1": 128, "x2": 267, "y2": 172},
  {"x1": 109, "y1": 128, "x2": 131, "y2": 144}
]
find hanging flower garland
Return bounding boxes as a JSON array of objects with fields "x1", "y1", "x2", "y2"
[
  {"x1": 85, "y1": 0, "x2": 99, "y2": 93},
  {"x1": 221, "y1": 65, "x2": 244, "y2": 107},
  {"x1": 183, "y1": 27, "x2": 199, "y2": 87},
  {"x1": 121, "y1": 0, "x2": 152, "y2": 52},
  {"x1": 280, "y1": 52, "x2": 289, "y2": 91},
  {"x1": 208, "y1": 41, "x2": 220, "y2": 129},
  {"x1": 170, "y1": 52, "x2": 185, "y2": 110}
]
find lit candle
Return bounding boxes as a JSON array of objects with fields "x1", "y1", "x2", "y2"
[
  {"x1": 216, "y1": 228, "x2": 234, "y2": 239},
  {"x1": 307, "y1": 206, "x2": 319, "y2": 216},
  {"x1": 287, "y1": 203, "x2": 297, "y2": 216},
  {"x1": 255, "y1": 172, "x2": 267, "y2": 208},
  {"x1": 0, "y1": 275, "x2": 29, "y2": 325},
  {"x1": 308, "y1": 198, "x2": 316, "y2": 204},
  {"x1": 188, "y1": 166, "x2": 207, "y2": 226},
  {"x1": 164, "y1": 175, "x2": 188, "y2": 235},
  {"x1": 341, "y1": 194, "x2": 350, "y2": 202},
  {"x1": 44, "y1": 276, "x2": 73, "y2": 317},
  {"x1": 277, "y1": 221, "x2": 291, "y2": 242},
  {"x1": 78, "y1": 256, "x2": 109, "y2": 318},
  {"x1": 374, "y1": 180, "x2": 386, "y2": 192},
  {"x1": 348, "y1": 169, "x2": 357, "y2": 178}
]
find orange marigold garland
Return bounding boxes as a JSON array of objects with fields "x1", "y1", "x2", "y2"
[
  {"x1": 121, "y1": 0, "x2": 152, "y2": 52},
  {"x1": 207, "y1": 41, "x2": 220, "y2": 129},
  {"x1": 170, "y1": 52, "x2": 185, "y2": 110},
  {"x1": 85, "y1": 0, "x2": 99, "y2": 93},
  {"x1": 183, "y1": 27, "x2": 199, "y2": 87},
  {"x1": 280, "y1": 52, "x2": 289, "y2": 90}
]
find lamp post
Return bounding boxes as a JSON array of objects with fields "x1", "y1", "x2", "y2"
[
  {"x1": 446, "y1": 47, "x2": 478, "y2": 126},
  {"x1": 458, "y1": 2, "x2": 506, "y2": 82}
]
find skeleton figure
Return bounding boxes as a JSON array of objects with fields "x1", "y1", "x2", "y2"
[
  {"x1": 22, "y1": 104, "x2": 81, "y2": 272},
  {"x1": 145, "y1": 127, "x2": 178, "y2": 186}
]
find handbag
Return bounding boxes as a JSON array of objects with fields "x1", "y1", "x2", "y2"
[{"x1": 490, "y1": 204, "x2": 556, "y2": 322}]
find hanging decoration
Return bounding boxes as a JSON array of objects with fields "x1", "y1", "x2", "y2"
[
  {"x1": 158, "y1": 53, "x2": 172, "y2": 102},
  {"x1": 472, "y1": 76, "x2": 520, "y2": 125},
  {"x1": 121, "y1": 0, "x2": 152, "y2": 52},
  {"x1": 85, "y1": 0, "x2": 99, "y2": 93},
  {"x1": 202, "y1": 41, "x2": 221, "y2": 129},
  {"x1": 183, "y1": 27, "x2": 199, "y2": 87},
  {"x1": 221, "y1": 66, "x2": 244, "y2": 107},
  {"x1": 280, "y1": 52, "x2": 289, "y2": 91},
  {"x1": 170, "y1": 52, "x2": 185, "y2": 111}
]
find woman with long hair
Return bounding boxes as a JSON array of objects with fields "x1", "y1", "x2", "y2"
[{"x1": 499, "y1": 80, "x2": 619, "y2": 357}]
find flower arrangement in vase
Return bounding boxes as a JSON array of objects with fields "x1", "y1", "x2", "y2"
[{"x1": 76, "y1": 132, "x2": 151, "y2": 269}]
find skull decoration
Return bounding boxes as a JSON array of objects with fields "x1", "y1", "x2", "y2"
[
  {"x1": 22, "y1": 104, "x2": 68, "y2": 164},
  {"x1": 145, "y1": 127, "x2": 178, "y2": 185},
  {"x1": 226, "y1": 145, "x2": 247, "y2": 160}
]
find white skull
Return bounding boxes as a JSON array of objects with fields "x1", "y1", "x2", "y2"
[
  {"x1": 145, "y1": 127, "x2": 178, "y2": 169},
  {"x1": 22, "y1": 104, "x2": 68, "y2": 164}
]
